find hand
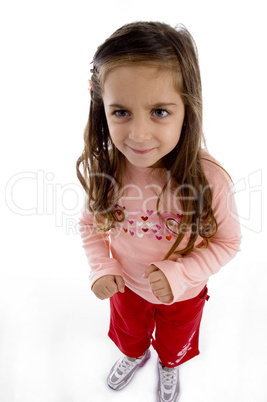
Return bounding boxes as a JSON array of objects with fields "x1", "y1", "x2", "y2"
[
  {"x1": 143, "y1": 265, "x2": 173, "y2": 303},
  {"x1": 92, "y1": 275, "x2": 125, "y2": 300}
]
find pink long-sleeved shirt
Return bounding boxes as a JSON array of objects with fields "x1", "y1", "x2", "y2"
[{"x1": 79, "y1": 153, "x2": 241, "y2": 304}]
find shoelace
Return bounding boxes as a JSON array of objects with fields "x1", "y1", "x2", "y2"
[
  {"x1": 161, "y1": 368, "x2": 177, "y2": 387},
  {"x1": 116, "y1": 357, "x2": 140, "y2": 375}
]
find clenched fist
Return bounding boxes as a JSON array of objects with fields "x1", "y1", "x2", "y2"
[
  {"x1": 143, "y1": 265, "x2": 173, "y2": 303},
  {"x1": 92, "y1": 275, "x2": 125, "y2": 300}
]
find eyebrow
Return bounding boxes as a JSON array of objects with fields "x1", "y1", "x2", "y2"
[{"x1": 108, "y1": 102, "x2": 178, "y2": 109}]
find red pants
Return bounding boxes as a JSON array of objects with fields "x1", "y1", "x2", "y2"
[{"x1": 109, "y1": 286, "x2": 209, "y2": 368}]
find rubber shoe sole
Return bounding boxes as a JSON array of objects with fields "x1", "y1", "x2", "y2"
[{"x1": 107, "y1": 349, "x2": 151, "y2": 391}]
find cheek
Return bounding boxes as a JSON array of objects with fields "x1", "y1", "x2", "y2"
[
  {"x1": 162, "y1": 126, "x2": 182, "y2": 146},
  {"x1": 108, "y1": 123, "x2": 125, "y2": 144},
  {"x1": 105, "y1": 117, "x2": 116, "y2": 138}
]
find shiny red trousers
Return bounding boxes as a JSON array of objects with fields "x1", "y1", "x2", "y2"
[{"x1": 109, "y1": 286, "x2": 210, "y2": 368}]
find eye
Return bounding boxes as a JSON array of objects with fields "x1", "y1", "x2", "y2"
[
  {"x1": 113, "y1": 110, "x2": 130, "y2": 117},
  {"x1": 152, "y1": 109, "x2": 169, "y2": 118}
]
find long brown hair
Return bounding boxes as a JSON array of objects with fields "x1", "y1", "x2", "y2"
[{"x1": 77, "y1": 21, "x2": 218, "y2": 258}]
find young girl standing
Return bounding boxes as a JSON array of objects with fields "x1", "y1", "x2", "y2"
[{"x1": 77, "y1": 22, "x2": 241, "y2": 401}]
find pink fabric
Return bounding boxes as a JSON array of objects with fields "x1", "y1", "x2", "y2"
[{"x1": 79, "y1": 153, "x2": 241, "y2": 304}]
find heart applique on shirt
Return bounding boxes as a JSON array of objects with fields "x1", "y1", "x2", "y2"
[
  {"x1": 115, "y1": 205, "x2": 180, "y2": 242},
  {"x1": 141, "y1": 216, "x2": 148, "y2": 221}
]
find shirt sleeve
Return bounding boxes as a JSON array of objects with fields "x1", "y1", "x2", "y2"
[
  {"x1": 79, "y1": 204, "x2": 124, "y2": 287},
  {"x1": 151, "y1": 167, "x2": 242, "y2": 303}
]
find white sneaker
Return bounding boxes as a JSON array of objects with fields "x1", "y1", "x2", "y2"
[
  {"x1": 107, "y1": 349, "x2": 151, "y2": 391},
  {"x1": 157, "y1": 360, "x2": 180, "y2": 401}
]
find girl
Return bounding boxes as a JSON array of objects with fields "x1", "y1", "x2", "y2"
[{"x1": 77, "y1": 22, "x2": 241, "y2": 402}]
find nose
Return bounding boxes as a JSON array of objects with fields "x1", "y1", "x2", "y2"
[{"x1": 128, "y1": 117, "x2": 152, "y2": 143}]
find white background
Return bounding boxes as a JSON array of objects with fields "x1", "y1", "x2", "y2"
[{"x1": 1, "y1": 0, "x2": 267, "y2": 401}]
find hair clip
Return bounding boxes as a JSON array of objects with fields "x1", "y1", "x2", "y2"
[{"x1": 88, "y1": 79, "x2": 92, "y2": 94}]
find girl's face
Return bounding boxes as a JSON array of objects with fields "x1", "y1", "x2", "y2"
[{"x1": 102, "y1": 65, "x2": 185, "y2": 168}]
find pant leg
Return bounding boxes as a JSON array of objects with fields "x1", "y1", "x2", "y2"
[
  {"x1": 153, "y1": 286, "x2": 210, "y2": 368},
  {"x1": 108, "y1": 286, "x2": 155, "y2": 358}
]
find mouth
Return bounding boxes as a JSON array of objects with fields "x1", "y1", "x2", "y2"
[{"x1": 128, "y1": 146, "x2": 155, "y2": 155}]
